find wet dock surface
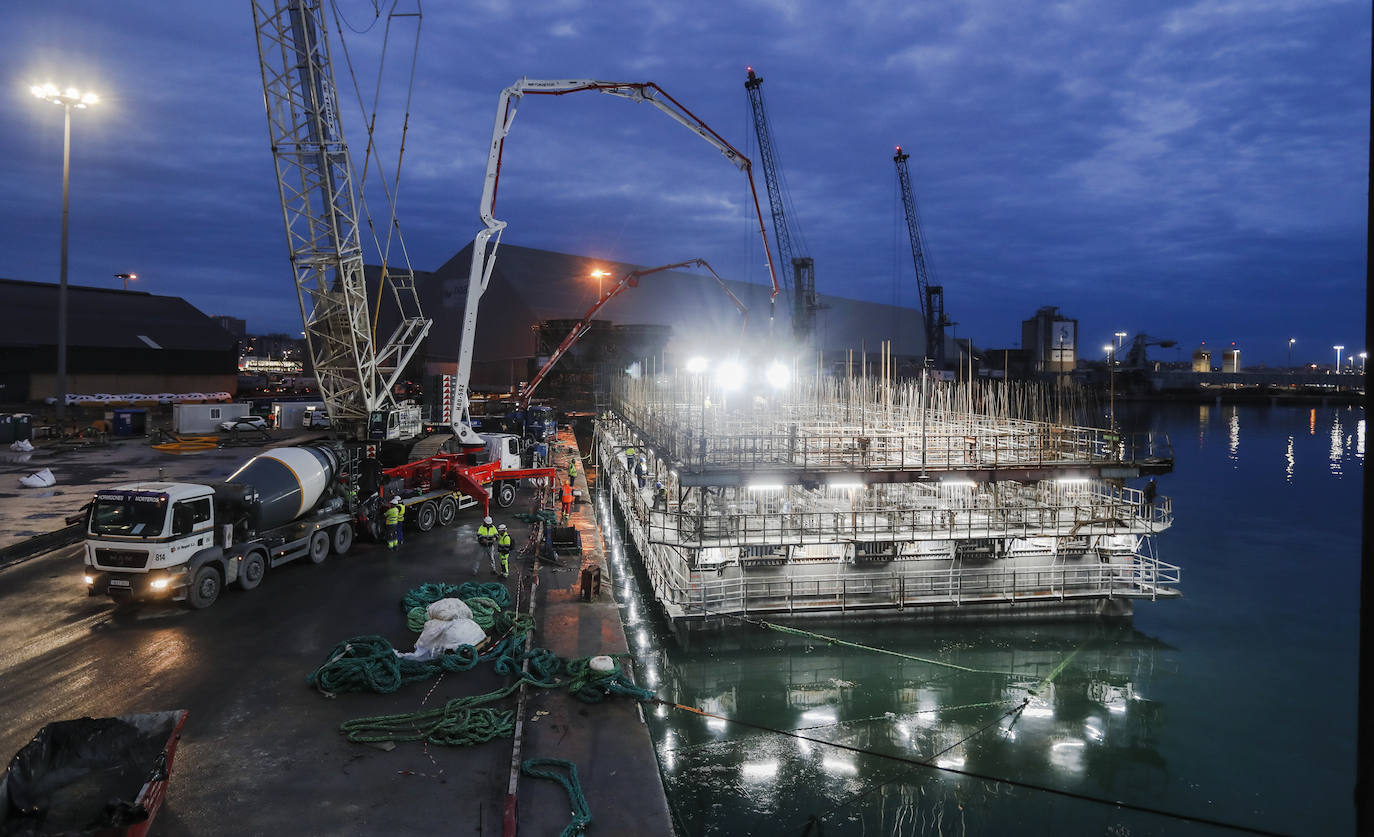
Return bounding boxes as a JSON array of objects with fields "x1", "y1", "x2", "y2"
[{"x1": 0, "y1": 430, "x2": 672, "y2": 836}]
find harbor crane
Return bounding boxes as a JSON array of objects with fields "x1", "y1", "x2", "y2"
[
  {"x1": 894, "y1": 146, "x2": 948, "y2": 369},
  {"x1": 745, "y1": 67, "x2": 818, "y2": 345},
  {"x1": 251, "y1": 0, "x2": 430, "y2": 441},
  {"x1": 454, "y1": 77, "x2": 781, "y2": 446},
  {"x1": 516, "y1": 259, "x2": 749, "y2": 409},
  {"x1": 1123, "y1": 334, "x2": 1178, "y2": 370}
]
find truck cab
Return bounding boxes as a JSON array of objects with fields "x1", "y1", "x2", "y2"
[
  {"x1": 83, "y1": 483, "x2": 217, "y2": 603},
  {"x1": 368, "y1": 404, "x2": 422, "y2": 441},
  {"x1": 480, "y1": 433, "x2": 523, "y2": 470}
]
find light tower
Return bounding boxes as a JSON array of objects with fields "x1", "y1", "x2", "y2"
[{"x1": 31, "y1": 83, "x2": 99, "y2": 423}]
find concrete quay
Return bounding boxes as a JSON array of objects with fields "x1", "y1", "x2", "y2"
[{"x1": 0, "y1": 427, "x2": 674, "y2": 836}]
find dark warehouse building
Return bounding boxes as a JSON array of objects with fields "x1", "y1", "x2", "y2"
[{"x1": 0, "y1": 279, "x2": 238, "y2": 404}]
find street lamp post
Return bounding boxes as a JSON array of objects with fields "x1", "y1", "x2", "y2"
[
  {"x1": 1334, "y1": 345, "x2": 1344, "y2": 374},
  {"x1": 1104, "y1": 344, "x2": 1116, "y2": 431},
  {"x1": 32, "y1": 84, "x2": 98, "y2": 424},
  {"x1": 115, "y1": 272, "x2": 137, "y2": 291},
  {"x1": 1360, "y1": 352, "x2": 1367, "y2": 375},
  {"x1": 1288, "y1": 338, "x2": 1295, "y2": 367},
  {"x1": 590, "y1": 269, "x2": 610, "y2": 302}
]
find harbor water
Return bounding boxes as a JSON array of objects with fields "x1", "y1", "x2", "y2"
[{"x1": 598, "y1": 402, "x2": 1363, "y2": 836}]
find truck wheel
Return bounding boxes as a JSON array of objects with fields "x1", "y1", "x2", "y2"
[
  {"x1": 495, "y1": 481, "x2": 516, "y2": 508},
  {"x1": 416, "y1": 501, "x2": 437, "y2": 532},
  {"x1": 187, "y1": 565, "x2": 221, "y2": 610},
  {"x1": 332, "y1": 522, "x2": 354, "y2": 555},
  {"x1": 309, "y1": 530, "x2": 330, "y2": 564},
  {"x1": 238, "y1": 552, "x2": 266, "y2": 591},
  {"x1": 437, "y1": 496, "x2": 457, "y2": 527}
]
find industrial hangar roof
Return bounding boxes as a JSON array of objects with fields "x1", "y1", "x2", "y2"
[
  {"x1": 0, "y1": 278, "x2": 236, "y2": 352},
  {"x1": 387, "y1": 243, "x2": 929, "y2": 364}
]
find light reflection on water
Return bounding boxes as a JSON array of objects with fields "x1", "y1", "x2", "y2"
[
  {"x1": 1329, "y1": 413, "x2": 1344, "y2": 475},
  {"x1": 1227, "y1": 410, "x2": 1240, "y2": 465},
  {"x1": 595, "y1": 403, "x2": 1361, "y2": 836}
]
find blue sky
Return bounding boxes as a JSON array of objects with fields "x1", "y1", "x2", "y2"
[{"x1": 2, "y1": 0, "x2": 1367, "y2": 367}]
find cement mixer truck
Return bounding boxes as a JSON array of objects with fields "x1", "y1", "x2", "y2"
[{"x1": 83, "y1": 444, "x2": 357, "y2": 609}]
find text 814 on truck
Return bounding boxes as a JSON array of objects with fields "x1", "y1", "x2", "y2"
[{"x1": 83, "y1": 445, "x2": 355, "y2": 609}]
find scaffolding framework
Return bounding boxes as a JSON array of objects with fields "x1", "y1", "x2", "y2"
[
  {"x1": 611, "y1": 375, "x2": 1173, "y2": 484},
  {"x1": 598, "y1": 374, "x2": 1179, "y2": 626}
]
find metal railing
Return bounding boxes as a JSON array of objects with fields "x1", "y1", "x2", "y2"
[{"x1": 659, "y1": 553, "x2": 1183, "y2": 618}]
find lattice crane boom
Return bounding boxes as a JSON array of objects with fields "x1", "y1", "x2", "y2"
[
  {"x1": 894, "y1": 145, "x2": 945, "y2": 368},
  {"x1": 745, "y1": 67, "x2": 816, "y2": 345},
  {"x1": 251, "y1": 0, "x2": 430, "y2": 439}
]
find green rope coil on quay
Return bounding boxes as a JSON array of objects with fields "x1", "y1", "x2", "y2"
[
  {"x1": 340, "y1": 682, "x2": 523, "y2": 746},
  {"x1": 565, "y1": 655, "x2": 655, "y2": 703},
  {"x1": 399, "y1": 581, "x2": 511, "y2": 614},
  {"x1": 514, "y1": 509, "x2": 558, "y2": 525},
  {"x1": 306, "y1": 635, "x2": 486, "y2": 695},
  {"x1": 465, "y1": 596, "x2": 501, "y2": 629},
  {"x1": 521, "y1": 758, "x2": 591, "y2": 837},
  {"x1": 405, "y1": 597, "x2": 502, "y2": 632}
]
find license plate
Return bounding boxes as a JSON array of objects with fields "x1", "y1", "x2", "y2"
[{"x1": 108, "y1": 578, "x2": 131, "y2": 588}]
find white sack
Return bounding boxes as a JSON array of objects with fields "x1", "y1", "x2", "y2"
[
  {"x1": 426, "y1": 597, "x2": 472, "y2": 622},
  {"x1": 10, "y1": 440, "x2": 34, "y2": 452},
  {"x1": 397, "y1": 616, "x2": 487, "y2": 661},
  {"x1": 19, "y1": 468, "x2": 55, "y2": 488}
]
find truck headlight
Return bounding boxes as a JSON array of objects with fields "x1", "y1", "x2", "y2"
[
  {"x1": 149, "y1": 577, "x2": 171, "y2": 590},
  {"x1": 83, "y1": 575, "x2": 94, "y2": 585}
]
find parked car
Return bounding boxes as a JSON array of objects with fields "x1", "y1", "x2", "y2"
[{"x1": 219, "y1": 415, "x2": 269, "y2": 432}]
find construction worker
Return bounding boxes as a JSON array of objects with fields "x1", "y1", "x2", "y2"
[
  {"x1": 654, "y1": 481, "x2": 667, "y2": 510},
  {"x1": 477, "y1": 515, "x2": 498, "y2": 572},
  {"x1": 567, "y1": 458, "x2": 578, "y2": 484},
  {"x1": 634, "y1": 455, "x2": 648, "y2": 489},
  {"x1": 385, "y1": 497, "x2": 405, "y2": 549},
  {"x1": 560, "y1": 480, "x2": 574, "y2": 522},
  {"x1": 624, "y1": 446, "x2": 636, "y2": 469},
  {"x1": 495, "y1": 523, "x2": 512, "y2": 578}
]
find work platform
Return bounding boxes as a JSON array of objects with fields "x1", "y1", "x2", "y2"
[{"x1": 598, "y1": 374, "x2": 1180, "y2": 628}]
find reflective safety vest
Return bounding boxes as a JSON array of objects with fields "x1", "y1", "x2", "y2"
[
  {"x1": 384, "y1": 505, "x2": 403, "y2": 525},
  {"x1": 477, "y1": 523, "x2": 498, "y2": 539},
  {"x1": 567, "y1": 462, "x2": 577, "y2": 478},
  {"x1": 497, "y1": 532, "x2": 513, "y2": 552},
  {"x1": 561, "y1": 484, "x2": 574, "y2": 504}
]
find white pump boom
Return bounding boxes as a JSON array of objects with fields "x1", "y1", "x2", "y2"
[{"x1": 451, "y1": 78, "x2": 780, "y2": 446}]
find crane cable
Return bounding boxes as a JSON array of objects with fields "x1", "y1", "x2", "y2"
[{"x1": 324, "y1": 0, "x2": 424, "y2": 346}]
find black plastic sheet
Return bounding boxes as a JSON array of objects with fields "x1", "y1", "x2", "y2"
[{"x1": 1, "y1": 714, "x2": 178, "y2": 836}]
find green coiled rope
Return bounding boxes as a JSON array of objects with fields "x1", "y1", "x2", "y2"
[
  {"x1": 565, "y1": 656, "x2": 655, "y2": 703},
  {"x1": 399, "y1": 581, "x2": 511, "y2": 614},
  {"x1": 340, "y1": 682, "x2": 523, "y2": 746},
  {"x1": 306, "y1": 635, "x2": 484, "y2": 695},
  {"x1": 521, "y1": 758, "x2": 591, "y2": 837},
  {"x1": 465, "y1": 596, "x2": 501, "y2": 629}
]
